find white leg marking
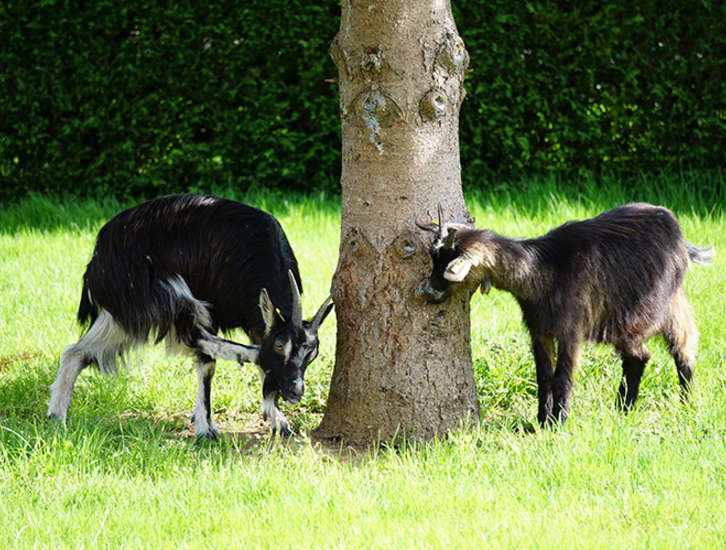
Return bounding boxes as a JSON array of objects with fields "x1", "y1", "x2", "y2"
[
  {"x1": 77, "y1": 309, "x2": 135, "y2": 374},
  {"x1": 48, "y1": 309, "x2": 135, "y2": 421},
  {"x1": 192, "y1": 359, "x2": 219, "y2": 440},
  {"x1": 47, "y1": 345, "x2": 87, "y2": 422},
  {"x1": 196, "y1": 329, "x2": 260, "y2": 364}
]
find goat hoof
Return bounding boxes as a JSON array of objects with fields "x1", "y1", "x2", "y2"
[
  {"x1": 46, "y1": 412, "x2": 65, "y2": 426},
  {"x1": 195, "y1": 430, "x2": 219, "y2": 444},
  {"x1": 272, "y1": 424, "x2": 292, "y2": 438}
]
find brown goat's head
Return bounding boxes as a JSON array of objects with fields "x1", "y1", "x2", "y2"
[{"x1": 417, "y1": 205, "x2": 492, "y2": 303}]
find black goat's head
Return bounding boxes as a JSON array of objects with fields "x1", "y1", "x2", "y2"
[{"x1": 257, "y1": 271, "x2": 334, "y2": 405}]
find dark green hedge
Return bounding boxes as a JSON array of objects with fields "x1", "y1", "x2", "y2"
[
  {"x1": 1, "y1": 1, "x2": 724, "y2": 200},
  {"x1": 0, "y1": 1, "x2": 341, "y2": 200},
  {"x1": 457, "y1": 1, "x2": 726, "y2": 185}
]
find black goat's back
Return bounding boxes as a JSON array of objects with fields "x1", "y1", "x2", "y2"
[{"x1": 79, "y1": 194, "x2": 301, "y2": 342}]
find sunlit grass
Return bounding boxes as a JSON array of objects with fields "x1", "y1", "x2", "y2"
[{"x1": 1, "y1": 177, "x2": 725, "y2": 548}]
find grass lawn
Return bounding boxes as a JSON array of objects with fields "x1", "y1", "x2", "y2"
[{"x1": 1, "y1": 176, "x2": 725, "y2": 548}]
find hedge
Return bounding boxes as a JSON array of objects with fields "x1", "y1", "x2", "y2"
[{"x1": 1, "y1": 1, "x2": 724, "y2": 200}]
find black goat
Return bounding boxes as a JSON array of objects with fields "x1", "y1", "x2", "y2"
[
  {"x1": 47, "y1": 194, "x2": 334, "y2": 438},
  {"x1": 420, "y1": 203, "x2": 713, "y2": 425}
]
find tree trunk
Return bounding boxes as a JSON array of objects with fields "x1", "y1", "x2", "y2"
[{"x1": 317, "y1": 0, "x2": 478, "y2": 443}]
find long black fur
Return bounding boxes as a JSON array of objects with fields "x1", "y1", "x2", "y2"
[{"x1": 79, "y1": 194, "x2": 301, "y2": 346}]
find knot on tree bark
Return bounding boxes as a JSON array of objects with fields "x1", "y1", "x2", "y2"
[
  {"x1": 435, "y1": 32, "x2": 469, "y2": 76},
  {"x1": 419, "y1": 87, "x2": 449, "y2": 121},
  {"x1": 360, "y1": 49, "x2": 383, "y2": 74},
  {"x1": 354, "y1": 89, "x2": 402, "y2": 154},
  {"x1": 355, "y1": 89, "x2": 401, "y2": 127}
]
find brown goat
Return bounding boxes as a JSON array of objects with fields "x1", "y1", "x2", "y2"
[{"x1": 419, "y1": 203, "x2": 713, "y2": 425}]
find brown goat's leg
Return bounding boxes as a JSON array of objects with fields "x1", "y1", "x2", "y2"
[
  {"x1": 617, "y1": 345, "x2": 650, "y2": 410},
  {"x1": 532, "y1": 335, "x2": 555, "y2": 426},
  {"x1": 549, "y1": 338, "x2": 581, "y2": 425},
  {"x1": 663, "y1": 289, "x2": 698, "y2": 399}
]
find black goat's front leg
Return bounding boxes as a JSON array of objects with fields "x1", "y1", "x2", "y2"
[
  {"x1": 617, "y1": 345, "x2": 650, "y2": 410},
  {"x1": 532, "y1": 335, "x2": 555, "y2": 426},
  {"x1": 192, "y1": 353, "x2": 219, "y2": 441},
  {"x1": 549, "y1": 338, "x2": 581, "y2": 425},
  {"x1": 190, "y1": 328, "x2": 261, "y2": 440}
]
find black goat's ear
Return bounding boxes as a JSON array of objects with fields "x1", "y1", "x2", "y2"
[{"x1": 259, "y1": 288, "x2": 276, "y2": 336}]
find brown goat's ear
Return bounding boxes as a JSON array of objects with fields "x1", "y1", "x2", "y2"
[
  {"x1": 259, "y1": 288, "x2": 276, "y2": 336},
  {"x1": 444, "y1": 256, "x2": 473, "y2": 282}
]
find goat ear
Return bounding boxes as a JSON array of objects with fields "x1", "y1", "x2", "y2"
[
  {"x1": 258, "y1": 288, "x2": 276, "y2": 336},
  {"x1": 444, "y1": 256, "x2": 473, "y2": 282}
]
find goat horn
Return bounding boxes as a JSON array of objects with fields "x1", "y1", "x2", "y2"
[
  {"x1": 415, "y1": 208, "x2": 440, "y2": 234},
  {"x1": 310, "y1": 295, "x2": 334, "y2": 330},
  {"x1": 444, "y1": 227, "x2": 457, "y2": 250},
  {"x1": 415, "y1": 219, "x2": 439, "y2": 233},
  {"x1": 437, "y1": 204, "x2": 446, "y2": 240},
  {"x1": 288, "y1": 270, "x2": 303, "y2": 326}
]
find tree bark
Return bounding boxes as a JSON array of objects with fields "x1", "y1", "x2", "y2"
[{"x1": 317, "y1": 0, "x2": 478, "y2": 443}]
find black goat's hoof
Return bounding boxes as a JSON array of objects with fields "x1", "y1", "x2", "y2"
[
  {"x1": 195, "y1": 431, "x2": 219, "y2": 445},
  {"x1": 272, "y1": 424, "x2": 292, "y2": 438}
]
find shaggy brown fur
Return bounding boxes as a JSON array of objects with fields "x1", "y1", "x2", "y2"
[{"x1": 420, "y1": 203, "x2": 713, "y2": 425}]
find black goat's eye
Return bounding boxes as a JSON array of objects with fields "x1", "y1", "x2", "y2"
[{"x1": 274, "y1": 343, "x2": 285, "y2": 354}]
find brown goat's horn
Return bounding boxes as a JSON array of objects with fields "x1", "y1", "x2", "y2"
[
  {"x1": 288, "y1": 270, "x2": 303, "y2": 326},
  {"x1": 444, "y1": 227, "x2": 458, "y2": 250},
  {"x1": 415, "y1": 210, "x2": 440, "y2": 233},
  {"x1": 437, "y1": 204, "x2": 445, "y2": 240}
]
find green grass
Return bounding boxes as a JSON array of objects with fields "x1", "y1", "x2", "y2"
[{"x1": 1, "y1": 178, "x2": 725, "y2": 548}]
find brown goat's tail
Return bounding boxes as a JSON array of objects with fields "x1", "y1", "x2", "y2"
[{"x1": 687, "y1": 243, "x2": 715, "y2": 265}]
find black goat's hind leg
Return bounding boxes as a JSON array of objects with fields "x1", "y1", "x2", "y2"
[
  {"x1": 616, "y1": 346, "x2": 649, "y2": 411},
  {"x1": 47, "y1": 345, "x2": 92, "y2": 423},
  {"x1": 663, "y1": 289, "x2": 698, "y2": 401},
  {"x1": 48, "y1": 309, "x2": 130, "y2": 423},
  {"x1": 532, "y1": 336, "x2": 555, "y2": 426},
  {"x1": 549, "y1": 338, "x2": 580, "y2": 425}
]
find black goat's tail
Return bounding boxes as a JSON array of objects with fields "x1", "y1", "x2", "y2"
[{"x1": 687, "y1": 243, "x2": 715, "y2": 265}]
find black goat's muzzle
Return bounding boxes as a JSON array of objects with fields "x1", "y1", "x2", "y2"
[{"x1": 280, "y1": 379, "x2": 305, "y2": 405}]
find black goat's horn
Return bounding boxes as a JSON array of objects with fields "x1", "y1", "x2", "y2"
[
  {"x1": 288, "y1": 270, "x2": 303, "y2": 327},
  {"x1": 310, "y1": 295, "x2": 334, "y2": 331}
]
